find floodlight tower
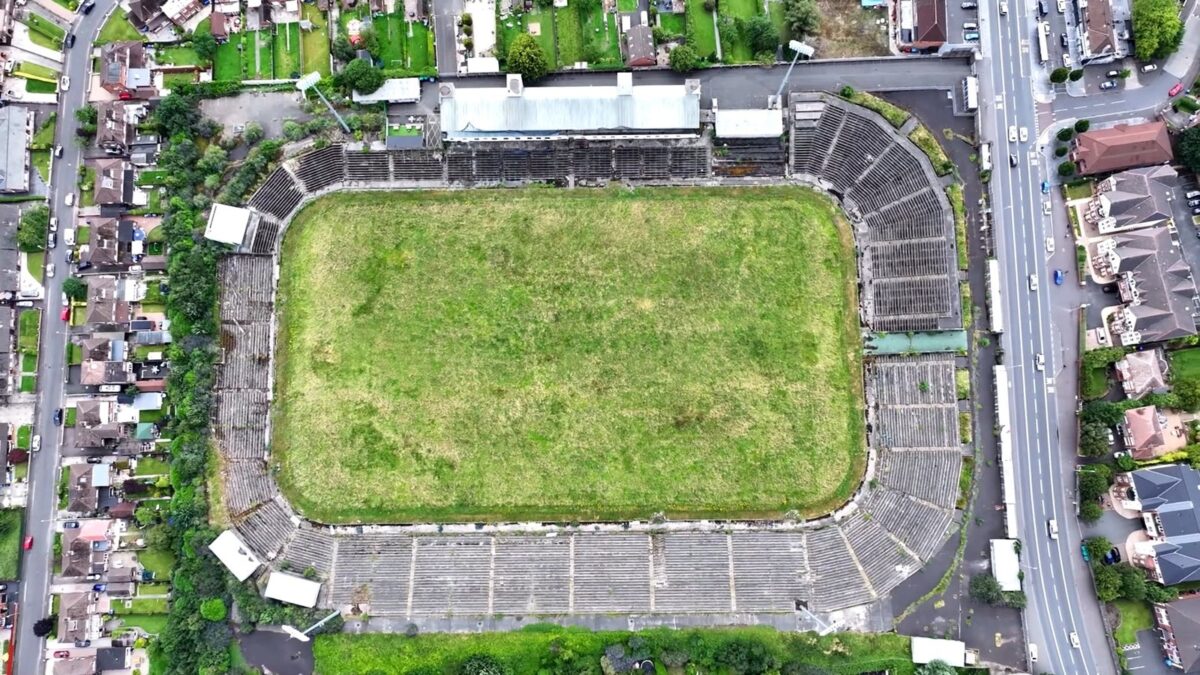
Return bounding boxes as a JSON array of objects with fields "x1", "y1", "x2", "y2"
[
  {"x1": 297, "y1": 72, "x2": 351, "y2": 134},
  {"x1": 281, "y1": 609, "x2": 344, "y2": 642},
  {"x1": 773, "y1": 40, "x2": 815, "y2": 106}
]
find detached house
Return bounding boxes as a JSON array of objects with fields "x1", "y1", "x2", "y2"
[
  {"x1": 128, "y1": 0, "x2": 168, "y2": 32},
  {"x1": 1115, "y1": 349, "x2": 1170, "y2": 399},
  {"x1": 99, "y1": 42, "x2": 155, "y2": 100}
]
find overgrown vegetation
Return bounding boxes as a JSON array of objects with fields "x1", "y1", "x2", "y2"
[
  {"x1": 837, "y1": 87, "x2": 910, "y2": 128},
  {"x1": 946, "y1": 184, "x2": 968, "y2": 270},
  {"x1": 275, "y1": 188, "x2": 866, "y2": 523},
  {"x1": 313, "y1": 626, "x2": 918, "y2": 675},
  {"x1": 908, "y1": 125, "x2": 954, "y2": 176}
]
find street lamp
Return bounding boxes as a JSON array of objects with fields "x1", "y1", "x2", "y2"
[
  {"x1": 297, "y1": 72, "x2": 351, "y2": 135},
  {"x1": 774, "y1": 40, "x2": 814, "y2": 102}
]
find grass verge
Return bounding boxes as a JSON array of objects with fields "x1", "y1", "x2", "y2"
[
  {"x1": 0, "y1": 510, "x2": 23, "y2": 580},
  {"x1": 946, "y1": 184, "x2": 968, "y2": 270},
  {"x1": 275, "y1": 188, "x2": 866, "y2": 524},
  {"x1": 838, "y1": 89, "x2": 910, "y2": 128},
  {"x1": 1113, "y1": 599, "x2": 1152, "y2": 647},
  {"x1": 908, "y1": 125, "x2": 954, "y2": 176}
]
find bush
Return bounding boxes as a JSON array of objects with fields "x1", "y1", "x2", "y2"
[
  {"x1": 1050, "y1": 67, "x2": 1070, "y2": 83},
  {"x1": 459, "y1": 654, "x2": 510, "y2": 675},
  {"x1": 1058, "y1": 160, "x2": 1077, "y2": 177},
  {"x1": 669, "y1": 44, "x2": 701, "y2": 72},
  {"x1": 505, "y1": 33, "x2": 549, "y2": 81},
  {"x1": 1080, "y1": 500, "x2": 1103, "y2": 523},
  {"x1": 1069, "y1": 69, "x2": 1084, "y2": 81},
  {"x1": 1074, "y1": 119, "x2": 1091, "y2": 133},
  {"x1": 18, "y1": 205, "x2": 49, "y2": 253},
  {"x1": 969, "y1": 574, "x2": 1003, "y2": 604},
  {"x1": 1055, "y1": 146, "x2": 1068, "y2": 157},
  {"x1": 1057, "y1": 127, "x2": 1076, "y2": 142},
  {"x1": 200, "y1": 597, "x2": 227, "y2": 622}
]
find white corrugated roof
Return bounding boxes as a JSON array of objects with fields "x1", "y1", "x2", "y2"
[
  {"x1": 204, "y1": 203, "x2": 252, "y2": 246},
  {"x1": 440, "y1": 75, "x2": 699, "y2": 138},
  {"x1": 208, "y1": 530, "x2": 262, "y2": 582},
  {"x1": 911, "y1": 637, "x2": 966, "y2": 667},
  {"x1": 352, "y1": 78, "x2": 421, "y2": 104},
  {"x1": 714, "y1": 109, "x2": 784, "y2": 139},
  {"x1": 990, "y1": 538, "x2": 1022, "y2": 591},
  {"x1": 465, "y1": 57, "x2": 500, "y2": 74},
  {"x1": 264, "y1": 572, "x2": 322, "y2": 607}
]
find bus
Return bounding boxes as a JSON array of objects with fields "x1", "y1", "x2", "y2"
[
  {"x1": 1036, "y1": 22, "x2": 1050, "y2": 64},
  {"x1": 963, "y1": 76, "x2": 979, "y2": 111}
]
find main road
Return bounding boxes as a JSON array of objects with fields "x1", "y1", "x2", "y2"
[
  {"x1": 14, "y1": 1, "x2": 113, "y2": 673},
  {"x1": 978, "y1": 0, "x2": 1112, "y2": 672}
]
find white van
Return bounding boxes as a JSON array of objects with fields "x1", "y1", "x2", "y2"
[
  {"x1": 63, "y1": 228, "x2": 75, "y2": 247},
  {"x1": 1028, "y1": 643, "x2": 1038, "y2": 663},
  {"x1": 1048, "y1": 518, "x2": 1059, "y2": 539}
]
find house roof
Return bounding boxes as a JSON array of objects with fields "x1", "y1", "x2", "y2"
[
  {"x1": 1082, "y1": 0, "x2": 1116, "y2": 56},
  {"x1": 1073, "y1": 122, "x2": 1173, "y2": 175},
  {"x1": 100, "y1": 42, "x2": 149, "y2": 94},
  {"x1": 625, "y1": 24, "x2": 656, "y2": 67},
  {"x1": 1113, "y1": 226, "x2": 1199, "y2": 343},
  {"x1": 1164, "y1": 596, "x2": 1200, "y2": 672},
  {"x1": 96, "y1": 102, "x2": 136, "y2": 151},
  {"x1": 0, "y1": 106, "x2": 30, "y2": 194},
  {"x1": 68, "y1": 464, "x2": 98, "y2": 514},
  {"x1": 912, "y1": 0, "x2": 946, "y2": 45},
  {"x1": 1133, "y1": 464, "x2": 1200, "y2": 584},
  {"x1": 128, "y1": 0, "x2": 164, "y2": 26},
  {"x1": 1116, "y1": 349, "x2": 1169, "y2": 398},
  {"x1": 91, "y1": 158, "x2": 132, "y2": 206},
  {"x1": 57, "y1": 592, "x2": 93, "y2": 644},
  {"x1": 264, "y1": 571, "x2": 322, "y2": 607},
  {"x1": 86, "y1": 277, "x2": 131, "y2": 326},
  {"x1": 96, "y1": 646, "x2": 130, "y2": 671},
  {"x1": 439, "y1": 73, "x2": 700, "y2": 140},
  {"x1": 211, "y1": 11, "x2": 228, "y2": 36},
  {"x1": 61, "y1": 529, "x2": 93, "y2": 578},
  {"x1": 209, "y1": 530, "x2": 262, "y2": 581},
  {"x1": 76, "y1": 424, "x2": 126, "y2": 448},
  {"x1": 81, "y1": 361, "x2": 134, "y2": 386},
  {"x1": 53, "y1": 656, "x2": 97, "y2": 675},
  {"x1": 1097, "y1": 165, "x2": 1177, "y2": 232},
  {"x1": 1125, "y1": 405, "x2": 1166, "y2": 460}
]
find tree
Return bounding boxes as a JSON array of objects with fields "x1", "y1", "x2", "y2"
[
  {"x1": 1056, "y1": 127, "x2": 1076, "y2": 142},
  {"x1": 1177, "y1": 126, "x2": 1200, "y2": 173},
  {"x1": 1058, "y1": 160, "x2": 1077, "y2": 177},
  {"x1": 783, "y1": 0, "x2": 820, "y2": 39},
  {"x1": 1132, "y1": 0, "x2": 1183, "y2": 60},
  {"x1": 1050, "y1": 67, "x2": 1070, "y2": 83},
  {"x1": 1146, "y1": 582, "x2": 1180, "y2": 603},
  {"x1": 243, "y1": 121, "x2": 265, "y2": 146},
  {"x1": 916, "y1": 662, "x2": 957, "y2": 675},
  {"x1": 713, "y1": 638, "x2": 779, "y2": 674},
  {"x1": 32, "y1": 616, "x2": 56, "y2": 638},
  {"x1": 193, "y1": 31, "x2": 217, "y2": 63},
  {"x1": 1175, "y1": 377, "x2": 1200, "y2": 411},
  {"x1": 339, "y1": 58, "x2": 384, "y2": 94},
  {"x1": 62, "y1": 277, "x2": 87, "y2": 301},
  {"x1": 155, "y1": 93, "x2": 200, "y2": 137},
  {"x1": 1080, "y1": 500, "x2": 1103, "y2": 523},
  {"x1": 332, "y1": 34, "x2": 356, "y2": 62},
  {"x1": 18, "y1": 205, "x2": 48, "y2": 253},
  {"x1": 1094, "y1": 562, "x2": 1122, "y2": 601},
  {"x1": 1084, "y1": 536, "x2": 1112, "y2": 562},
  {"x1": 969, "y1": 574, "x2": 1004, "y2": 604},
  {"x1": 459, "y1": 654, "x2": 510, "y2": 675},
  {"x1": 1116, "y1": 562, "x2": 1148, "y2": 601},
  {"x1": 358, "y1": 28, "x2": 381, "y2": 58},
  {"x1": 744, "y1": 14, "x2": 780, "y2": 54},
  {"x1": 75, "y1": 105, "x2": 98, "y2": 138},
  {"x1": 1079, "y1": 469, "x2": 1110, "y2": 502},
  {"x1": 8, "y1": 449, "x2": 27, "y2": 464},
  {"x1": 669, "y1": 44, "x2": 701, "y2": 72},
  {"x1": 1075, "y1": 119, "x2": 1091, "y2": 133},
  {"x1": 1080, "y1": 423, "x2": 1111, "y2": 457},
  {"x1": 506, "y1": 33, "x2": 549, "y2": 81},
  {"x1": 200, "y1": 597, "x2": 227, "y2": 622},
  {"x1": 1068, "y1": 68, "x2": 1084, "y2": 81}
]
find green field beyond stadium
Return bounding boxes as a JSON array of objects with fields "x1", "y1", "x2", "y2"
[{"x1": 273, "y1": 188, "x2": 865, "y2": 523}]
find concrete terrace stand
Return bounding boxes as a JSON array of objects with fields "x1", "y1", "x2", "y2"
[{"x1": 213, "y1": 92, "x2": 967, "y2": 626}]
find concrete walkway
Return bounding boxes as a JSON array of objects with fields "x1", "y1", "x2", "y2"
[{"x1": 10, "y1": 25, "x2": 66, "y2": 64}]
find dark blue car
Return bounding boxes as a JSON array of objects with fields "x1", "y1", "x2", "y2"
[
  {"x1": 1054, "y1": 269, "x2": 1066, "y2": 285},
  {"x1": 1041, "y1": 180, "x2": 1051, "y2": 194}
]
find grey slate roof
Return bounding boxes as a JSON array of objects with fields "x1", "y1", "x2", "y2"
[
  {"x1": 0, "y1": 106, "x2": 30, "y2": 194},
  {"x1": 1098, "y1": 165, "x2": 1177, "y2": 231},
  {"x1": 1133, "y1": 465, "x2": 1200, "y2": 585},
  {"x1": 1114, "y1": 226, "x2": 1200, "y2": 343}
]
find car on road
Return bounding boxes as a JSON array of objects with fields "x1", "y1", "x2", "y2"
[
  {"x1": 1187, "y1": 190, "x2": 1200, "y2": 199},
  {"x1": 1038, "y1": 0, "x2": 1047, "y2": 15},
  {"x1": 59, "y1": 75, "x2": 69, "y2": 91},
  {"x1": 1060, "y1": 32, "x2": 1068, "y2": 47},
  {"x1": 1056, "y1": 0, "x2": 1065, "y2": 10},
  {"x1": 1008, "y1": 125, "x2": 1018, "y2": 142},
  {"x1": 1099, "y1": 80, "x2": 1118, "y2": 90},
  {"x1": 1069, "y1": 631, "x2": 1080, "y2": 649},
  {"x1": 1028, "y1": 643, "x2": 1038, "y2": 663},
  {"x1": 64, "y1": 193, "x2": 74, "y2": 207},
  {"x1": 31, "y1": 435, "x2": 40, "y2": 453},
  {"x1": 85, "y1": 572, "x2": 101, "y2": 579},
  {"x1": 60, "y1": 307, "x2": 69, "y2": 321},
  {"x1": 46, "y1": 263, "x2": 55, "y2": 278},
  {"x1": 85, "y1": 456, "x2": 103, "y2": 464},
  {"x1": 1019, "y1": 127, "x2": 1029, "y2": 142},
  {"x1": 22, "y1": 536, "x2": 32, "y2": 551},
  {"x1": 1035, "y1": 353, "x2": 1045, "y2": 371},
  {"x1": 961, "y1": 1, "x2": 977, "y2": 7},
  {"x1": 48, "y1": 231, "x2": 56, "y2": 248},
  {"x1": 999, "y1": 0, "x2": 1008, "y2": 12},
  {"x1": 1081, "y1": 543, "x2": 1090, "y2": 561},
  {"x1": 1062, "y1": 52, "x2": 1072, "y2": 67},
  {"x1": 1041, "y1": 180, "x2": 1050, "y2": 194},
  {"x1": 53, "y1": 651, "x2": 70, "y2": 659},
  {"x1": 74, "y1": 640, "x2": 91, "y2": 648},
  {"x1": 1054, "y1": 269, "x2": 1066, "y2": 285},
  {"x1": 49, "y1": 217, "x2": 58, "y2": 232},
  {"x1": 1045, "y1": 236, "x2": 1055, "y2": 253},
  {"x1": 80, "y1": 0, "x2": 95, "y2": 12},
  {"x1": 1142, "y1": 63, "x2": 1158, "y2": 72},
  {"x1": 1043, "y1": 200, "x2": 1052, "y2": 215},
  {"x1": 54, "y1": 144, "x2": 63, "y2": 158},
  {"x1": 1009, "y1": 154, "x2": 1018, "y2": 167},
  {"x1": 1029, "y1": 274, "x2": 1039, "y2": 291},
  {"x1": 53, "y1": 408, "x2": 63, "y2": 425},
  {"x1": 64, "y1": 33, "x2": 75, "y2": 48},
  {"x1": 92, "y1": 583, "x2": 106, "y2": 592},
  {"x1": 63, "y1": 521, "x2": 78, "y2": 529},
  {"x1": 1048, "y1": 518, "x2": 1058, "y2": 538},
  {"x1": 63, "y1": 228, "x2": 75, "y2": 247},
  {"x1": 1170, "y1": 82, "x2": 1185, "y2": 97}
]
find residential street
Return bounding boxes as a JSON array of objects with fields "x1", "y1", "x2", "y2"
[{"x1": 14, "y1": 1, "x2": 113, "y2": 673}]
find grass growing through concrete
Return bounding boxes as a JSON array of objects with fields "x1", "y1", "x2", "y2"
[
  {"x1": 838, "y1": 89, "x2": 910, "y2": 128},
  {"x1": 908, "y1": 125, "x2": 954, "y2": 176},
  {"x1": 275, "y1": 188, "x2": 865, "y2": 523},
  {"x1": 313, "y1": 627, "x2": 917, "y2": 675}
]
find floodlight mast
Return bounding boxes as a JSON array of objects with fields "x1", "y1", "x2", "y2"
[
  {"x1": 774, "y1": 40, "x2": 813, "y2": 102},
  {"x1": 297, "y1": 71, "x2": 351, "y2": 134}
]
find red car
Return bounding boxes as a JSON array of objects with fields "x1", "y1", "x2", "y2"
[
  {"x1": 23, "y1": 536, "x2": 32, "y2": 550},
  {"x1": 1170, "y1": 82, "x2": 1185, "y2": 97},
  {"x1": 53, "y1": 651, "x2": 69, "y2": 659},
  {"x1": 60, "y1": 307, "x2": 70, "y2": 321}
]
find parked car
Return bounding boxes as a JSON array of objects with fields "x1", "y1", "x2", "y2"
[
  {"x1": 1056, "y1": 0, "x2": 1065, "y2": 11},
  {"x1": 31, "y1": 435, "x2": 40, "y2": 453},
  {"x1": 52, "y1": 651, "x2": 69, "y2": 659},
  {"x1": 49, "y1": 216, "x2": 58, "y2": 232},
  {"x1": 23, "y1": 536, "x2": 32, "y2": 550},
  {"x1": 999, "y1": 0, "x2": 1008, "y2": 12},
  {"x1": 64, "y1": 33, "x2": 75, "y2": 48},
  {"x1": 1054, "y1": 269, "x2": 1066, "y2": 285},
  {"x1": 1170, "y1": 82, "x2": 1185, "y2": 97},
  {"x1": 54, "y1": 145, "x2": 63, "y2": 158},
  {"x1": 46, "y1": 263, "x2": 54, "y2": 278},
  {"x1": 79, "y1": 0, "x2": 95, "y2": 13},
  {"x1": 964, "y1": 31, "x2": 980, "y2": 41},
  {"x1": 53, "y1": 408, "x2": 63, "y2": 425},
  {"x1": 1038, "y1": 0, "x2": 1048, "y2": 15},
  {"x1": 48, "y1": 231, "x2": 56, "y2": 249},
  {"x1": 1189, "y1": 199, "x2": 1200, "y2": 206},
  {"x1": 1187, "y1": 190, "x2": 1200, "y2": 199},
  {"x1": 64, "y1": 193, "x2": 74, "y2": 207},
  {"x1": 1109, "y1": 547, "x2": 1122, "y2": 563},
  {"x1": 1041, "y1": 180, "x2": 1051, "y2": 194},
  {"x1": 92, "y1": 584, "x2": 106, "y2": 592},
  {"x1": 85, "y1": 573, "x2": 101, "y2": 580},
  {"x1": 63, "y1": 521, "x2": 79, "y2": 529},
  {"x1": 1045, "y1": 237, "x2": 1055, "y2": 253},
  {"x1": 961, "y1": 1, "x2": 977, "y2": 7},
  {"x1": 1020, "y1": 127, "x2": 1029, "y2": 142},
  {"x1": 59, "y1": 75, "x2": 69, "y2": 91},
  {"x1": 1106, "y1": 69, "x2": 1121, "y2": 77},
  {"x1": 1141, "y1": 63, "x2": 1158, "y2": 72},
  {"x1": 85, "y1": 456, "x2": 102, "y2": 464},
  {"x1": 74, "y1": 640, "x2": 90, "y2": 648},
  {"x1": 1081, "y1": 543, "x2": 1091, "y2": 561},
  {"x1": 1099, "y1": 80, "x2": 1118, "y2": 90},
  {"x1": 1060, "y1": 32, "x2": 1069, "y2": 47},
  {"x1": 1192, "y1": 207, "x2": 1200, "y2": 215},
  {"x1": 59, "y1": 307, "x2": 68, "y2": 321}
]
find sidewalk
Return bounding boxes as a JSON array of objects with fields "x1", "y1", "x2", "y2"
[
  {"x1": 30, "y1": 0, "x2": 76, "y2": 23},
  {"x1": 10, "y1": 25, "x2": 66, "y2": 65}
]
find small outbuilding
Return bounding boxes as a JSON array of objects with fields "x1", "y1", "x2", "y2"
[
  {"x1": 204, "y1": 203, "x2": 254, "y2": 247},
  {"x1": 265, "y1": 571, "x2": 322, "y2": 607},
  {"x1": 352, "y1": 78, "x2": 421, "y2": 104},
  {"x1": 208, "y1": 530, "x2": 262, "y2": 582}
]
